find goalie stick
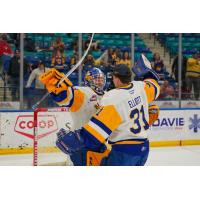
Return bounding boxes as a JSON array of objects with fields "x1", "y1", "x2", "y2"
[{"x1": 32, "y1": 33, "x2": 95, "y2": 109}]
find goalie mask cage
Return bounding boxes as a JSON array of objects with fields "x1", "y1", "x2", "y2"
[{"x1": 33, "y1": 107, "x2": 73, "y2": 166}]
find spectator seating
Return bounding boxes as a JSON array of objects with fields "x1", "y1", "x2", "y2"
[
  {"x1": 157, "y1": 33, "x2": 200, "y2": 58},
  {"x1": 23, "y1": 33, "x2": 155, "y2": 89},
  {"x1": 25, "y1": 33, "x2": 153, "y2": 61}
]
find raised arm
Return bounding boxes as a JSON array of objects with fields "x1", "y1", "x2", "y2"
[{"x1": 39, "y1": 68, "x2": 85, "y2": 111}]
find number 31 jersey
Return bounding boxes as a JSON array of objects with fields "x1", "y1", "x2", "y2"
[{"x1": 83, "y1": 79, "x2": 160, "y2": 144}]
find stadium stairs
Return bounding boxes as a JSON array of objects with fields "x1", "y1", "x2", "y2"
[
  {"x1": 0, "y1": 76, "x2": 12, "y2": 101},
  {"x1": 139, "y1": 33, "x2": 172, "y2": 74}
]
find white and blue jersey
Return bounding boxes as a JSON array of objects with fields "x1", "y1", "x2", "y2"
[
  {"x1": 51, "y1": 86, "x2": 103, "y2": 130},
  {"x1": 81, "y1": 79, "x2": 160, "y2": 156}
]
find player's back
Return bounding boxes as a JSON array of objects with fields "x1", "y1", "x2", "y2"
[{"x1": 102, "y1": 81, "x2": 149, "y2": 143}]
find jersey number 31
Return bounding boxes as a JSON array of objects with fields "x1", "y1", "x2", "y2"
[{"x1": 130, "y1": 105, "x2": 149, "y2": 134}]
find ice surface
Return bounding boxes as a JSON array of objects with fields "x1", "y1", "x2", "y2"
[{"x1": 0, "y1": 146, "x2": 200, "y2": 166}]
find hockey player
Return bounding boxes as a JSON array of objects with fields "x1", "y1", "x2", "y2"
[
  {"x1": 55, "y1": 54, "x2": 161, "y2": 166},
  {"x1": 39, "y1": 67, "x2": 106, "y2": 165}
]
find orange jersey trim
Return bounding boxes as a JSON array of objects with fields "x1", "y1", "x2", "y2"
[{"x1": 144, "y1": 79, "x2": 160, "y2": 103}]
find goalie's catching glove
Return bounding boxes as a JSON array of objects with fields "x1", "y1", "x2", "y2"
[
  {"x1": 39, "y1": 68, "x2": 73, "y2": 95},
  {"x1": 148, "y1": 104, "x2": 160, "y2": 126}
]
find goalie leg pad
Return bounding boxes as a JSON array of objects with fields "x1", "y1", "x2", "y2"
[
  {"x1": 69, "y1": 149, "x2": 111, "y2": 166},
  {"x1": 70, "y1": 150, "x2": 88, "y2": 166},
  {"x1": 86, "y1": 150, "x2": 111, "y2": 166}
]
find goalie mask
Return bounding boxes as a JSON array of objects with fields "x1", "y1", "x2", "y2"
[{"x1": 84, "y1": 68, "x2": 106, "y2": 95}]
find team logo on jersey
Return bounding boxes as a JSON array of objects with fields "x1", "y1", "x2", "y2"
[
  {"x1": 96, "y1": 107, "x2": 103, "y2": 116},
  {"x1": 95, "y1": 103, "x2": 101, "y2": 109},
  {"x1": 90, "y1": 95, "x2": 97, "y2": 101},
  {"x1": 189, "y1": 114, "x2": 200, "y2": 133}
]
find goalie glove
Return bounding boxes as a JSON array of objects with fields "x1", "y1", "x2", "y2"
[
  {"x1": 56, "y1": 128, "x2": 85, "y2": 155},
  {"x1": 39, "y1": 68, "x2": 73, "y2": 95},
  {"x1": 148, "y1": 104, "x2": 160, "y2": 126},
  {"x1": 133, "y1": 54, "x2": 160, "y2": 81}
]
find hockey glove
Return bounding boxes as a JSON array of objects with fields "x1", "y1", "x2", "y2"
[
  {"x1": 56, "y1": 128, "x2": 85, "y2": 155},
  {"x1": 132, "y1": 54, "x2": 160, "y2": 81},
  {"x1": 148, "y1": 104, "x2": 160, "y2": 126},
  {"x1": 39, "y1": 68, "x2": 73, "y2": 95}
]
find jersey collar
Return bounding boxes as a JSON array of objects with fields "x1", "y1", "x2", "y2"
[{"x1": 118, "y1": 83, "x2": 133, "y2": 90}]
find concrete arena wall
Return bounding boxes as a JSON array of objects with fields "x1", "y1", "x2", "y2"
[{"x1": 0, "y1": 108, "x2": 200, "y2": 154}]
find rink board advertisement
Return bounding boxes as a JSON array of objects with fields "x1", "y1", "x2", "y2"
[
  {"x1": 0, "y1": 111, "x2": 74, "y2": 152},
  {"x1": 0, "y1": 109, "x2": 200, "y2": 153},
  {"x1": 148, "y1": 109, "x2": 200, "y2": 143}
]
